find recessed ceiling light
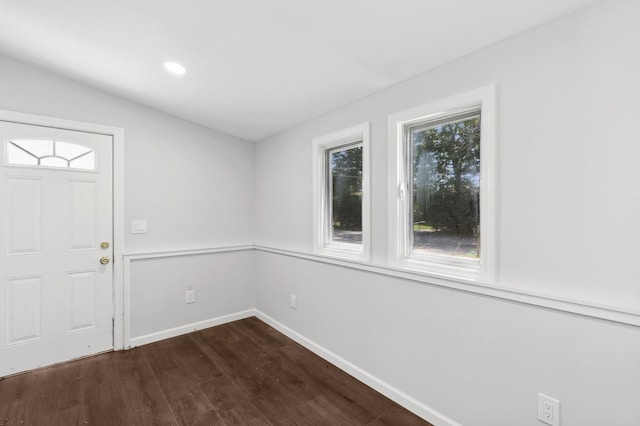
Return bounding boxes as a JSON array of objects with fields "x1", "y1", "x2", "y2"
[{"x1": 164, "y1": 61, "x2": 187, "y2": 75}]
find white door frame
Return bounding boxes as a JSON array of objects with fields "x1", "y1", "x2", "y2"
[{"x1": 0, "y1": 109, "x2": 126, "y2": 350}]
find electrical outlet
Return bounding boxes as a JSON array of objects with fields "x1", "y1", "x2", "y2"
[
  {"x1": 290, "y1": 294, "x2": 297, "y2": 309},
  {"x1": 186, "y1": 289, "x2": 195, "y2": 304},
  {"x1": 538, "y1": 393, "x2": 560, "y2": 426},
  {"x1": 132, "y1": 219, "x2": 147, "y2": 234}
]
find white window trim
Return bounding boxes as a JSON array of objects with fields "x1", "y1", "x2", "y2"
[
  {"x1": 388, "y1": 85, "x2": 496, "y2": 282},
  {"x1": 312, "y1": 122, "x2": 371, "y2": 261}
]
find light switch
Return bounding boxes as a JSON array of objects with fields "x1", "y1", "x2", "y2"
[{"x1": 132, "y1": 220, "x2": 147, "y2": 234}]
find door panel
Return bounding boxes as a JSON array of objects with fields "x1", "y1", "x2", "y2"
[
  {"x1": 5, "y1": 276, "x2": 43, "y2": 345},
  {"x1": 6, "y1": 177, "x2": 42, "y2": 255},
  {"x1": 0, "y1": 121, "x2": 113, "y2": 376},
  {"x1": 67, "y1": 270, "x2": 98, "y2": 332},
  {"x1": 68, "y1": 179, "x2": 97, "y2": 250}
]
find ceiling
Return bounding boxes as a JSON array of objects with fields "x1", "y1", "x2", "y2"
[{"x1": 0, "y1": 0, "x2": 599, "y2": 141}]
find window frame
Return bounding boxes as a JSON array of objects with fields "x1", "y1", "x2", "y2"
[
  {"x1": 312, "y1": 122, "x2": 371, "y2": 261},
  {"x1": 388, "y1": 85, "x2": 496, "y2": 282}
]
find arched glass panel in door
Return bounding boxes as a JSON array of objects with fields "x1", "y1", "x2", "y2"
[{"x1": 6, "y1": 139, "x2": 96, "y2": 170}]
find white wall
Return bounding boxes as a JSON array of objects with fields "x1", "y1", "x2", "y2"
[
  {"x1": 255, "y1": 252, "x2": 640, "y2": 426},
  {"x1": 253, "y1": 1, "x2": 640, "y2": 425},
  {"x1": 130, "y1": 250, "x2": 255, "y2": 340},
  {"x1": 0, "y1": 54, "x2": 254, "y2": 251},
  {"x1": 0, "y1": 53, "x2": 255, "y2": 338}
]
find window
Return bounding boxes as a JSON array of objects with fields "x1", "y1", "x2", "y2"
[
  {"x1": 312, "y1": 123, "x2": 370, "y2": 260},
  {"x1": 409, "y1": 110, "x2": 480, "y2": 259},
  {"x1": 6, "y1": 139, "x2": 96, "y2": 170},
  {"x1": 328, "y1": 144, "x2": 363, "y2": 244},
  {"x1": 388, "y1": 86, "x2": 495, "y2": 281}
]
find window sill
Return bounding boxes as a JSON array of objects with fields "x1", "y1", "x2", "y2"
[
  {"x1": 315, "y1": 243, "x2": 367, "y2": 262},
  {"x1": 398, "y1": 255, "x2": 483, "y2": 282}
]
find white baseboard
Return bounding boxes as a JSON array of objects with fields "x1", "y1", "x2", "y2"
[
  {"x1": 254, "y1": 310, "x2": 461, "y2": 426},
  {"x1": 128, "y1": 309, "x2": 255, "y2": 348}
]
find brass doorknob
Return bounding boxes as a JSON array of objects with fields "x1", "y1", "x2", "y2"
[{"x1": 100, "y1": 256, "x2": 110, "y2": 265}]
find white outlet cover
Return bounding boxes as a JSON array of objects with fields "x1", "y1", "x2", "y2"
[
  {"x1": 290, "y1": 294, "x2": 297, "y2": 309},
  {"x1": 538, "y1": 393, "x2": 560, "y2": 426},
  {"x1": 132, "y1": 219, "x2": 147, "y2": 234}
]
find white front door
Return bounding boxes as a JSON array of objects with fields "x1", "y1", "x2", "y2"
[{"x1": 0, "y1": 120, "x2": 114, "y2": 377}]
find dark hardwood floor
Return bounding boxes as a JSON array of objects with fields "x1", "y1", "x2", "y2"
[{"x1": 0, "y1": 317, "x2": 431, "y2": 425}]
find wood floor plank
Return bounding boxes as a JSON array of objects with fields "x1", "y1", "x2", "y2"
[
  {"x1": 0, "y1": 371, "x2": 39, "y2": 425},
  {"x1": 199, "y1": 374, "x2": 271, "y2": 425},
  {"x1": 191, "y1": 331, "x2": 271, "y2": 396},
  {"x1": 195, "y1": 335, "x2": 308, "y2": 424},
  {"x1": 168, "y1": 334, "x2": 223, "y2": 384},
  {"x1": 32, "y1": 362, "x2": 84, "y2": 425},
  {"x1": 141, "y1": 340, "x2": 193, "y2": 401},
  {"x1": 127, "y1": 407, "x2": 179, "y2": 426},
  {"x1": 0, "y1": 317, "x2": 432, "y2": 426},
  {"x1": 275, "y1": 394, "x2": 361, "y2": 425},
  {"x1": 273, "y1": 342, "x2": 396, "y2": 423},
  {"x1": 116, "y1": 349, "x2": 178, "y2": 425},
  {"x1": 228, "y1": 337, "x2": 321, "y2": 413},
  {"x1": 0, "y1": 374, "x2": 25, "y2": 425},
  {"x1": 168, "y1": 393, "x2": 224, "y2": 426},
  {"x1": 256, "y1": 346, "x2": 322, "y2": 403},
  {"x1": 235, "y1": 316, "x2": 291, "y2": 352},
  {"x1": 80, "y1": 353, "x2": 131, "y2": 425},
  {"x1": 193, "y1": 331, "x2": 320, "y2": 424},
  {"x1": 141, "y1": 339, "x2": 221, "y2": 425},
  {"x1": 368, "y1": 406, "x2": 433, "y2": 425},
  {"x1": 318, "y1": 370, "x2": 395, "y2": 424}
]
